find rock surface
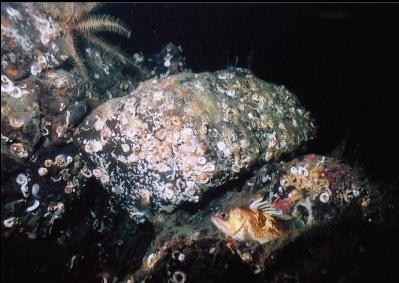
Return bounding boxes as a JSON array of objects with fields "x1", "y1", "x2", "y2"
[
  {"x1": 129, "y1": 155, "x2": 379, "y2": 282},
  {"x1": 74, "y1": 68, "x2": 316, "y2": 222}
]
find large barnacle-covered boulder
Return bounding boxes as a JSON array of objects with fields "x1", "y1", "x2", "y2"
[{"x1": 74, "y1": 68, "x2": 316, "y2": 221}]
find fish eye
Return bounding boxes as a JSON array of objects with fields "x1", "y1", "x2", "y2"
[{"x1": 219, "y1": 212, "x2": 229, "y2": 220}]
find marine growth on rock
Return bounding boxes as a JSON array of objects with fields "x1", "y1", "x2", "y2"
[{"x1": 75, "y1": 68, "x2": 316, "y2": 222}]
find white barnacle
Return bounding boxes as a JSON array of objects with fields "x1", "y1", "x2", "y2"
[
  {"x1": 172, "y1": 271, "x2": 186, "y2": 283},
  {"x1": 6, "y1": 7, "x2": 20, "y2": 18},
  {"x1": 44, "y1": 159, "x2": 53, "y2": 167},
  {"x1": 218, "y1": 72, "x2": 228, "y2": 80},
  {"x1": 139, "y1": 188, "x2": 152, "y2": 204},
  {"x1": 64, "y1": 181, "x2": 76, "y2": 194},
  {"x1": 261, "y1": 174, "x2": 271, "y2": 183},
  {"x1": 19, "y1": 186, "x2": 31, "y2": 202},
  {"x1": 94, "y1": 116, "x2": 105, "y2": 131},
  {"x1": 179, "y1": 142, "x2": 196, "y2": 153},
  {"x1": 100, "y1": 174, "x2": 110, "y2": 184},
  {"x1": 69, "y1": 255, "x2": 77, "y2": 270},
  {"x1": 191, "y1": 195, "x2": 200, "y2": 202},
  {"x1": 217, "y1": 141, "x2": 226, "y2": 152},
  {"x1": 10, "y1": 143, "x2": 28, "y2": 158},
  {"x1": 197, "y1": 157, "x2": 207, "y2": 165},
  {"x1": 103, "y1": 65, "x2": 110, "y2": 75},
  {"x1": 30, "y1": 63, "x2": 42, "y2": 76},
  {"x1": 290, "y1": 166, "x2": 298, "y2": 175},
  {"x1": 133, "y1": 52, "x2": 144, "y2": 63},
  {"x1": 37, "y1": 55, "x2": 48, "y2": 69},
  {"x1": 184, "y1": 184, "x2": 197, "y2": 197},
  {"x1": 93, "y1": 168, "x2": 110, "y2": 184},
  {"x1": 194, "y1": 80, "x2": 204, "y2": 91},
  {"x1": 278, "y1": 122, "x2": 286, "y2": 130},
  {"x1": 38, "y1": 167, "x2": 48, "y2": 176},
  {"x1": 111, "y1": 185, "x2": 124, "y2": 195},
  {"x1": 292, "y1": 197, "x2": 314, "y2": 224},
  {"x1": 163, "y1": 52, "x2": 172, "y2": 67},
  {"x1": 297, "y1": 166, "x2": 309, "y2": 176},
  {"x1": 42, "y1": 127, "x2": 49, "y2": 136},
  {"x1": 54, "y1": 154, "x2": 69, "y2": 168},
  {"x1": 232, "y1": 163, "x2": 241, "y2": 173},
  {"x1": 352, "y1": 189, "x2": 360, "y2": 197},
  {"x1": 3, "y1": 217, "x2": 17, "y2": 228},
  {"x1": 239, "y1": 138, "x2": 250, "y2": 149},
  {"x1": 10, "y1": 88, "x2": 22, "y2": 99},
  {"x1": 146, "y1": 253, "x2": 158, "y2": 269},
  {"x1": 180, "y1": 127, "x2": 194, "y2": 142},
  {"x1": 280, "y1": 178, "x2": 289, "y2": 188},
  {"x1": 85, "y1": 140, "x2": 103, "y2": 153},
  {"x1": 319, "y1": 192, "x2": 330, "y2": 203},
  {"x1": 66, "y1": 156, "x2": 73, "y2": 165},
  {"x1": 164, "y1": 183, "x2": 175, "y2": 200},
  {"x1": 9, "y1": 117, "x2": 24, "y2": 128},
  {"x1": 56, "y1": 202, "x2": 65, "y2": 214},
  {"x1": 53, "y1": 76, "x2": 68, "y2": 89},
  {"x1": 226, "y1": 89, "x2": 235, "y2": 97},
  {"x1": 26, "y1": 200, "x2": 40, "y2": 212},
  {"x1": 92, "y1": 168, "x2": 104, "y2": 177},
  {"x1": 80, "y1": 166, "x2": 92, "y2": 178},
  {"x1": 117, "y1": 155, "x2": 128, "y2": 164},
  {"x1": 121, "y1": 143, "x2": 130, "y2": 153},
  {"x1": 202, "y1": 162, "x2": 216, "y2": 173},
  {"x1": 1, "y1": 75, "x2": 15, "y2": 93},
  {"x1": 127, "y1": 153, "x2": 139, "y2": 163},
  {"x1": 65, "y1": 111, "x2": 71, "y2": 126},
  {"x1": 254, "y1": 268, "x2": 263, "y2": 274},
  {"x1": 16, "y1": 173, "x2": 28, "y2": 185},
  {"x1": 32, "y1": 183, "x2": 40, "y2": 197}
]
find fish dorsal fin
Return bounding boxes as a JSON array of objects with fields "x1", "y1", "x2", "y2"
[{"x1": 250, "y1": 199, "x2": 294, "y2": 221}]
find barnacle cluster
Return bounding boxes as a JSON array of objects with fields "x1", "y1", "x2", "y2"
[
  {"x1": 282, "y1": 157, "x2": 330, "y2": 194},
  {"x1": 75, "y1": 68, "x2": 315, "y2": 222},
  {"x1": 1, "y1": 75, "x2": 42, "y2": 162}
]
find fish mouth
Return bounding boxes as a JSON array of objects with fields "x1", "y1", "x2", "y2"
[
  {"x1": 210, "y1": 215, "x2": 221, "y2": 228},
  {"x1": 210, "y1": 215, "x2": 218, "y2": 226}
]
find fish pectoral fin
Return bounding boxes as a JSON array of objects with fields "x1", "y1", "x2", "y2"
[
  {"x1": 257, "y1": 201, "x2": 294, "y2": 221},
  {"x1": 269, "y1": 211, "x2": 294, "y2": 221},
  {"x1": 249, "y1": 198, "x2": 264, "y2": 210},
  {"x1": 249, "y1": 199, "x2": 294, "y2": 221}
]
